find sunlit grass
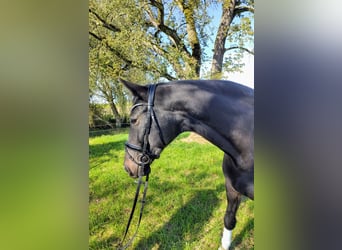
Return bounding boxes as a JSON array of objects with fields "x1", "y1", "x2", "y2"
[{"x1": 89, "y1": 132, "x2": 254, "y2": 249}]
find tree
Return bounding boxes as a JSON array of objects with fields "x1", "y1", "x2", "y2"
[
  {"x1": 211, "y1": 0, "x2": 254, "y2": 78},
  {"x1": 89, "y1": 0, "x2": 254, "y2": 121}
]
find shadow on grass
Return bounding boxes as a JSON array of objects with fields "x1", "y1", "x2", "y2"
[
  {"x1": 89, "y1": 139, "x2": 126, "y2": 158},
  {"x1": 230, "y1": 217, "x2": 254, "y2": 250},
  {"x1": 89, "y1": 127, "x2": 129, "y2": 138},
  {"x1": 134, "y1": 189, "x2": 219, "y2": 249},
  {"x1": 89, "y1": 139, "x2": 127, "y2": 202},
  {"x1": 90, "y1": 234, "x2": 121, "y2": 250}
]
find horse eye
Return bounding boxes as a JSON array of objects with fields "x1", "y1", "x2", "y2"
[{"x1": 130, "y1": 118, "x2": 137, "y2": 124}]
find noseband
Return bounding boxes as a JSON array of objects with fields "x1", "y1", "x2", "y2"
[{"x1": 125, "y1": 84, "x2": 166, "y2": 176}]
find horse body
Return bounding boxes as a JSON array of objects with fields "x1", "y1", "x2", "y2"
[{"x1": 121, "y1": 79, "x2": 254, "y2": 249}]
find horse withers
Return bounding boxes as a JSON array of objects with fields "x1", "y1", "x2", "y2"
[{"x1": 121, "y1": 79, "x2": 254, "y2": 250}]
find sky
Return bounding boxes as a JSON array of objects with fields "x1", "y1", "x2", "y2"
[{"x1": 227, "y1": 54, "x2": 254, "y2": 89}]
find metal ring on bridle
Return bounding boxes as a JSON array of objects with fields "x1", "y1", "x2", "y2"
[{"x1": 137, "y1": 154, "x2": 151, "y2": 165}]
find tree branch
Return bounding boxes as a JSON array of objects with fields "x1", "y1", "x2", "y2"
[
  {"x1": 92, "y1": 114, "x2": 114, "y2": 128},
  {"x1": 161, "y1": 72, "x2": 177, "y2": 81},
  {"x1": 89, "y1": 8, "x2": 121, "y2": 33},
  {"x1": 89, "y1": 31, "x2": 133, "y2": 66},
  {"x1": 90, "y1": 31, "x2": 176, "y2": 81},
  {"x1": 234, "y1": 5, "x2": 254, "y2": 16},
  {"x1": 89, "y1": 31, "x2": 102, "y2": 41},
  {"x1": 174, "y1": 0, "x2": 202, "y2": 75},
  {"x1": 225, "y1": 46, "x2": 254, "y2": 55},
  {"x1": 150, "y1": 0, "x2": 164, "y2": 23},
  {"x1": 145, "y1": 0, "x2": 191, "y2": 56}
]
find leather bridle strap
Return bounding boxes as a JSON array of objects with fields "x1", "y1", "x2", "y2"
[
  {"x1": 119, "y1": 84, "x2": 163, "y2": 249},
  {"x1": 148, "y1": 84, "x2": 166, "y2": 146},
  {"x1": 118, "y1": 173, "x2": 149, "y2": 250}
]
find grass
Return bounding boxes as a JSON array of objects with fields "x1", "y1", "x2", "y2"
[{"x1": 89, "y1": 132, "x2": 254, "y2": 250}]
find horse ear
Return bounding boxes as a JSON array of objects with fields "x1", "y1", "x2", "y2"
[{"x1": 120, "y1": 78, "x2": 148, "y2": 100}]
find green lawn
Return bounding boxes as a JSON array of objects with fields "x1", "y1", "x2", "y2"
[{"x1": 89, "y1": 132, "x2": 254, "y2": 250}]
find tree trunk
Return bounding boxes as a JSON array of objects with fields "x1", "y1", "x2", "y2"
[
  {"x1": 108, "y1": 100, "x2": 122, "y2": 128},
  {"x1": 184, "y1": 7, "x2": 201, "y2": 76},
  {"x1": 211, "y1": 0, "x2": 236, "y2": 78},
  {"x1": 176, "y1": 0, "x2": 202, "y2": 77}
]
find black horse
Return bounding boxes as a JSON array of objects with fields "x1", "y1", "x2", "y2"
[{"x1": 121, "y1": 79, "x2": 254, "y2": 250}]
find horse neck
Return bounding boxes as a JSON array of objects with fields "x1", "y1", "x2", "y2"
[
  {"x1": 157, "y1": 82, "x2": 242, "y2": 158},
  {"x1": 180, "y1": 107, "x2": 239, "y2": 158}
]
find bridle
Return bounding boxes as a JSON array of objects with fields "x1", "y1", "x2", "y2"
[
  {"x1": 124, "y1": 83, "x2": 166, "y2": 177},
  {"x1": 119, "y1": 84, "x2": 166, "y2": 249}
]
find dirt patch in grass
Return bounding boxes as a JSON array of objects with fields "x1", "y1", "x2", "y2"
[{"x1": 181, "y1": 132, "x2": 210, "y2": 144}]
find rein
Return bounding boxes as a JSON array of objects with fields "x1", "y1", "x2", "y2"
[
  {"x1": 118, "y1": 174, "x2": 149, "y2": 250},
  {"x1": 119, "y1": 84, "x2": 165, "y2": 249}
]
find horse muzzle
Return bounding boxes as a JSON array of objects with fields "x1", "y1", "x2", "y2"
[
  {"x1": 124, "y1": 165, "x2": 135, "y2": 177},
  {"x1": 124, "y1": 156, "x2": 151, "y2": 178}
]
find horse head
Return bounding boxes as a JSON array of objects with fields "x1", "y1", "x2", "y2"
[{"x1": 121, "y1": 79, "x2": 176, "y2": 178}]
